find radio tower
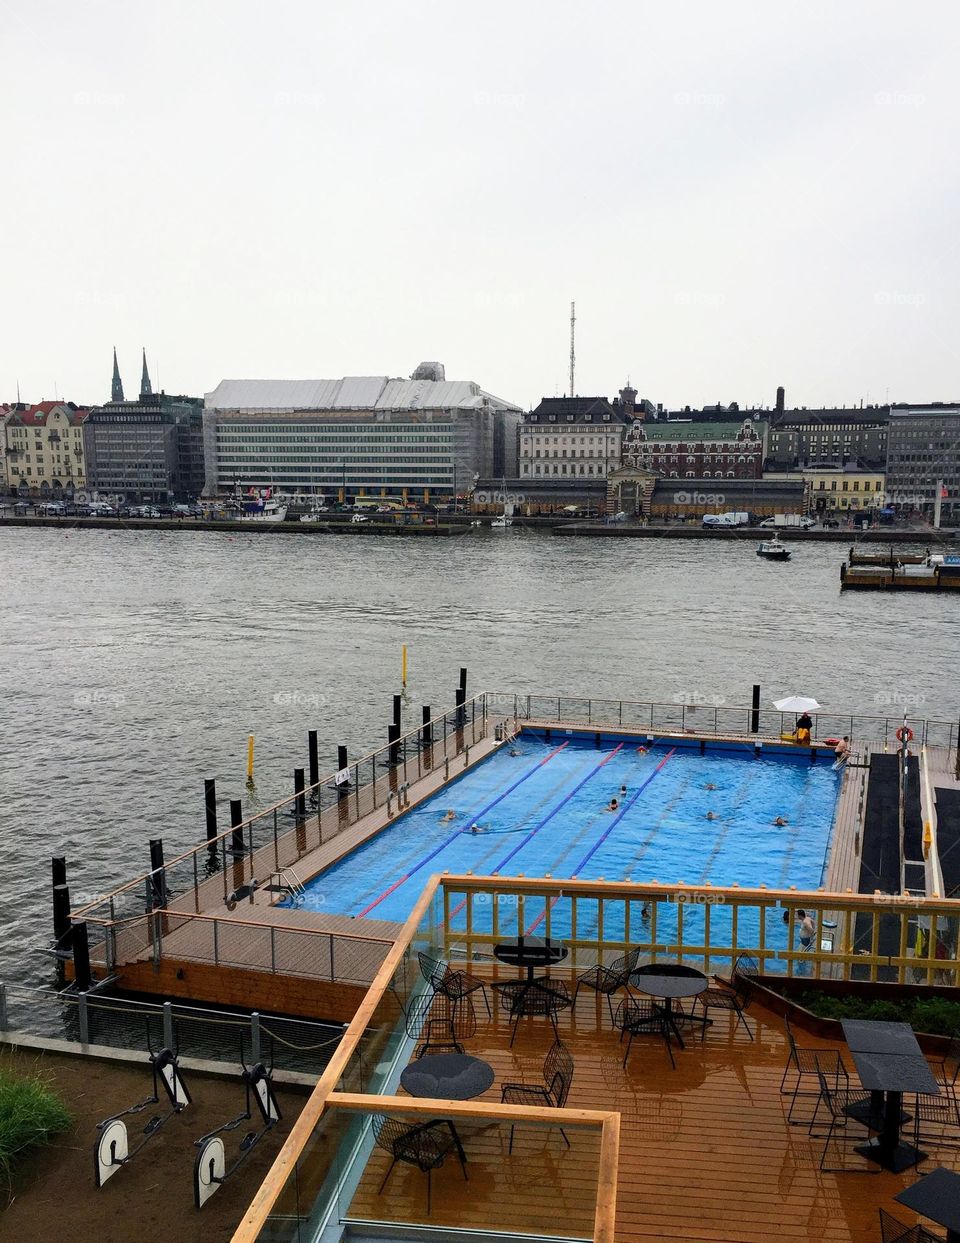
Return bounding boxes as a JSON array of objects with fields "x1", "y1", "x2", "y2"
[{"x1": 569, "y1": 301, "x2": 576, "y2": 398}]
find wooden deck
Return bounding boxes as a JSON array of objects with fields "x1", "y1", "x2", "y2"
[{"x1": 346, "y1": 978, "x2": 958, "y2": 1242}]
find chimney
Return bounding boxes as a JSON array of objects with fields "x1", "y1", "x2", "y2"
[{"x1": 775, "y1": 385, "x2": 785, "y2": 416}]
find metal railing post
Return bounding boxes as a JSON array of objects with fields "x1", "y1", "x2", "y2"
[
  {"x1": 329, "y1": 936, "x2": 336, "y2": 981},
  {"x1": 150, "y1": 912, "x2": 161, "y2": 969},
  {"x1": 271, "y1": 925, "x2": 278, "y2": 973},
  {"x1": 251, "y1": 1011, "x2": 262, "y2": 1064},
  {"x1": 0, "y1": 983, "x2": 7, "y2": 1031},
  {"x1": 78, "y1": 992, "x2": 89, "y2": 1045},
  {"x1": 213, "y1": 918, "x2": 220, "y2": 966},
  {"x1": 163, "y1": 1001, "x2": 174, "y2": 1051}
]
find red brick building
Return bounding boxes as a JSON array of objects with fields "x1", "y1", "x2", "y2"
[{"x1": 620, "y1": 418, "x2": 765, "y2": 481}]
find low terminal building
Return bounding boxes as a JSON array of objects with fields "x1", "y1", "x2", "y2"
[
  {"x1": 763, "y1": 467, "x2": 886, "y2": 513},
  {"x1": 203, "y1": 362, "x2": 521, "y2": 504},
  {"x1": 473, "y1": 476, "x2": 607, "y2": 515}
]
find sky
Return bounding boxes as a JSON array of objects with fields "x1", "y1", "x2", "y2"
[{"x1": 2, "y1": 0, "x2": 959, "y2": 412}]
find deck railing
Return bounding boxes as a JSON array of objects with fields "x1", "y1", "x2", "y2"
[
  {"x1": 439, "y1": 875, "x2": 960, "y2": 987},
  {"x1": 84, "y1": 908, "x2": 395, "y2": 986},
  {"x1": 488, "y1": 690, "x2": 959, "y2": 752},
  {"x1": 69, "y1": 691, "x2": 490, "y2": 940}
]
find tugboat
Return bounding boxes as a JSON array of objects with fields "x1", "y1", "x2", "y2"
[{"x1": 757, "y1": 535, "x2": 791, "y2": 561}]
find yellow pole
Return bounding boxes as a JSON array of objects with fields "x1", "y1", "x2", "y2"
[
  {"x1": 402, "y1": 645, "x2": 408, "y2": 688},
  {"x1": 247, "y1": 734, "x2": 255, "y2": 781}
]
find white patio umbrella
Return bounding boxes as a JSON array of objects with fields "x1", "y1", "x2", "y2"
[{"x1": 772, "y1": 695, "x2": 822, "y2": 713}]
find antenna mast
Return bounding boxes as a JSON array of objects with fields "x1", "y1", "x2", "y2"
[{"x1": 569, "y1": 301, "x2": 576, "y2": 398}]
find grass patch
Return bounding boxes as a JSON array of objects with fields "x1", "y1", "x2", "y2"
[
  {"x1": 799, "y1": 990, "x2": 960, "y2": 1037},
  {"x1": 0, "y1": 1068, "x2": 72, "y2": 1181}
]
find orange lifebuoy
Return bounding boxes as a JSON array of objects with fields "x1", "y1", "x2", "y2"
[{"x1": 896, "y1": 726, "x2": 914, "y2": 744}]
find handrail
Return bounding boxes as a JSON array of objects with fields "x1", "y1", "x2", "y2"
[
  {"x1": 71, "y1": 690, "x2": 489, "y2": 918},
  {"x1": 83, "y1": 908, "x2": 396, "y2": 946}
]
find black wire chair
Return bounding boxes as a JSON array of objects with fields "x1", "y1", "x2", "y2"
[
  {"x1": 573, "y1": 947, "x2": 642, "y2": 1023},
  {"x1": 405, "y1": 992, "x2": 477, "y2": 1059},
  {"x1": 503, "y1": 980, "x2": 572, "y2": 1047},
  {"x1": 878, "y1": 1208, "x2": 942, "y2": 1243},
  {"x1": 812, "y1": 1067, "x2": 878, "y2": 1173},
  {"x1": 911, "y1": 1084, "x2": 960, "y2": 1152},
  {"x1": 372, "y1": 1116, "x2": 467, "y2": 1215},
  {"x1": 418, "y1": 951, "x2": 491, "y2": 1019},
  {"x1": 500, "y1": 1040, "x2": 574, "y2": 1154},
  {"x1": 691, "y1": 953, "x2": 756, "y2": 1041},
  {"x1": 779, "y1": 1016, "x2": 846, "y2": 1123},
  {"x1": 613, "y1": 996, "x2": 675, "y2": 1069}
]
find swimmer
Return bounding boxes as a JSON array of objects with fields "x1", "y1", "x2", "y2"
[
  {"x1": 640, "y1": 903, "x2": 651, "y2": 921},
  {"x1": 705, "y1": 783, "x2": 717, "y2": 791},
  {"x1": 606, "y1": 798, "x2": 619, "y2": 812},
  {"x1": 469, "y1": 823, "x2": 486, "y2": 834},
  {"x1": 773, "y1": 816, "x2": 788, "y2": 827},
  {"x1": 509, "y1": 747, "x2": 522, "y2": 757},
  {"x1": 619, "y1": 785, "x2": 628, "y2": 796},
  {"x1": 637, "y1": 746, "x2": 648, "y2": 755},
  {"x1": 440, "y1": 809, "x2": 456, "y2": 823},
  {"x1": 706, "y1": 811, "x2": 716, "y2": 821}
]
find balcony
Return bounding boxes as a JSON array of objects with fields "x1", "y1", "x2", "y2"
[{"x1": 237, "y1": 875, "x2": 960, "y2": 1243}]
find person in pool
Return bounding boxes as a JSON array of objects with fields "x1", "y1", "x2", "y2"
[
  {"x1": 706, "y1": 810, "x2": 716, "y2": 820},
  {"x1": 774, "y1": 815, "x2": 788, "y2": 826},
  {"x1": 619, "y1": 784, "x2": 628, "y2": 796},
  {"x1": 606, "y1": 797, "x2": 619, "y2": 811},
  {"x1": 440, "y1": 809, "x2": 456, "y2": 823},
  {"x1": 705, "y1": 783, "x2": 717, "y2": 791}
]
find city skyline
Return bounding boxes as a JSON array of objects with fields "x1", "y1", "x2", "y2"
[{"x1": 3, "y1": 1, "x2": 959, "y2": 410}]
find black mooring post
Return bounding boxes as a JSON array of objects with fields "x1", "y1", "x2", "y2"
[
  {"x1": 52, "y1": 856, "x2": 67, "y2": 889},
  {"x1": 72, "y1": 921, "x2": 92, "y2": 991},
  {"x1": 308, "y1": 731, "x2": 320, "y2": 791},
  {"x1": 204, "y1": 778, "x2": 218, "y2": 853},
  {"x1": 388, "y1": 722, "x2": 400, "y2": 767},
  {"x1": 459, "y1": 667, "x2": 467, "y2": 694},
  {"x1": 455, "y1": 687, "x2": 466, "y2": 729},
  {"x1": 149, "y1": 839, "x2": 167, "y2": 909},
  {"x1": 294, "y1": 768, "x2": 306, "y2": 821},
  {"x1": 751, "y1": 684, "x2": 761, "y2": 734},
  {"x1": 422, "y1": 705, "x2": 433, "y2": 747},
  {"x1": 53, "y1": 883, "x2": 72, "y2": 950},
  {"x1": 230, "y1": 799, "x2": 244, "y2": 855},
  {"x1": 337, "y1": 745, "x2": 350, "y2": 795},
  {"x1": 393, "y1": 694, "x2": 402, "y2": 729}
]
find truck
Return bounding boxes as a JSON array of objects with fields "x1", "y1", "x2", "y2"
[
  {"x1": 759, "y1": 514, "x2": 817, "y2": 529},
  {"x1": 701, "y1": 511, "x2": 751, "y2": 528}
]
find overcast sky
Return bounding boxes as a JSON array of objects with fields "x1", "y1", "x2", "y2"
[{"x1": 3, "y1": 1, "x2": 959, "y2": 411}]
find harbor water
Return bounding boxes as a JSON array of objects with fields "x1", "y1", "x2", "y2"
[{"x1": 1, "y1": 525, "x2": 957, "y2": 988}]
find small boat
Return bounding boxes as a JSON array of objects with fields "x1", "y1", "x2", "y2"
[
  {"x1": 240, "y1": 497, "x2": 287, "y2": 522},
  {"x1": 491, "y1": 515, "x2": 512, "y2": 529},
  {"x1": 757, "y1": 537, "x2": 791, "y2": 561}
]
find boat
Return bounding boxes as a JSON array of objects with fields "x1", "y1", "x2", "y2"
[
  {"x1": 240, "y1": 496, "x2": 287, "y2": 522},
  {"x1": 490, "y1": 515, "x2": 512, "y2": 528},
  {"x1": 757, "y1": 537, "x2": 791, "y2": 560}
]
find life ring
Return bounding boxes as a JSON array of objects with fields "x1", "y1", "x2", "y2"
[
  {"x1": 896, "y1": 726, "x2": 914, "y2": 744},
  {"x1": 824, "y1": 737, "x2": 841, "y2": 747}
]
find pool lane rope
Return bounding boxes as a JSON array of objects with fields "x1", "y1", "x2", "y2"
[
  {"x1": 526, "y1": 746, "x2": 676, "y2": 936},
  {"x1": 445, "y1": 742, "x2": 627, "y2": 929},
  {"x1": 355, "y1": 740, "x2": 570, "y2": 918}
]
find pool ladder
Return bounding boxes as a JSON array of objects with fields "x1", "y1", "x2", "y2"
[{"x1": 271, "y1": 867, "x2": 306, "y2": 907}]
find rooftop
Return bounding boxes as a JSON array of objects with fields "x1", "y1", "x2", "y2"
[{"x1": 205, "y1": 372, "x2": 521, "y2": 414}]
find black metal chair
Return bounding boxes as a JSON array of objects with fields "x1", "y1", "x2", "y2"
[
  {"x1": 912, "y1": 1084, "x2": 960, "y2": 1152},
  {"x1": 878, "y1": 1208, "x2": 942, "y2": 1243},
  {"x1": 418, "y1": 951, "x2": 491, "y2": 1019},
  {"x1": 573, "y1": 947, "x2": 642, "y2": 1023},
  {"x1": 500, "y1": 1040, "x2": 573, "y2": 1153},
  {"x1": 691, "y1": 953, "x2": 756, "y2": 1041},
  {"x1": 812, "y1": 1067, "x2": 878, "y2": 1173},
  {"x1": 613, "y1": 995, "x2": 676, "y2": 1069},
  {"x1": 779, "y1": 1016, "x2": 846, "y2": 1124},
  {"x1": 405, "y1": 992, "x2": 477, "y2": 1058},
  {"x1": 372, "y1": 1115, "x2": 467, "y2": 1214},
  {"x1": 503, "y1": 980, "x2": 572, "y2": 1047},
  {"x1": 928, "y1": 1031, "x2": 960, "y2": 1094}
]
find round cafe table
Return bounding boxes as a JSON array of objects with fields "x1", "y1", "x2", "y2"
[
  {"x1": 492, "y1": 935, "x2": 569, "y2": 1005},
  {"x1": 633, "y1": 970, "x2": 708, "y2": 1052},
  {"x1": 399, "y1": 1052, "x2": 496, "y2": 1165}
]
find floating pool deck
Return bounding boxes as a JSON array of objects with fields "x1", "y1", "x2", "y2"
[{"x1": 81, "y1": 717, "x2": 877, "y2": 1019}]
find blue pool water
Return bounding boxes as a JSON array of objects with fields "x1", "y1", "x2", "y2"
[{"x1": 294, "y1": 735, "x2": 841, "y2": 953}]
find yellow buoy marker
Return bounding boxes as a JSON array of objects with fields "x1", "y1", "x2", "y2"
[
  {"x1": 247, "y1": 734, "x2": 255, "y2": 781},
  {"x1": 402, "y1": 644, "x2": 408, "y2": 688}
]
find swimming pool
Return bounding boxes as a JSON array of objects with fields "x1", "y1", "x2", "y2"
[{"x1": 292, "y1": 734, "x2": 842, "y2": 945}]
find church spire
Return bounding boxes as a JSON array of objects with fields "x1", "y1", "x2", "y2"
[
  {"x1": 140, "y1": 348, "x2": 153, "y2": 398},
  {"x1": 111, "y1": 347, "x2": 124, "y2": 403}
]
